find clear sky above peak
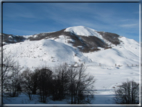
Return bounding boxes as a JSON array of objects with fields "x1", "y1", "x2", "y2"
[{"x1": 3, "y1": 2, "x2": 139, "y2": 42}]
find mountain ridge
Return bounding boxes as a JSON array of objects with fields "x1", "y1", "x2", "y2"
[
  {"x1": 1, "y1": 26, "x2": 139, "y2": 70},
  {"x1": 1, "y1": 26, "x2": 124, "y2": 53}
]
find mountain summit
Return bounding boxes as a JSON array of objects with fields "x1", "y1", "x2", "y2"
[{"x1": 65, "y1": 26, "x2": 101, "y2": 37}]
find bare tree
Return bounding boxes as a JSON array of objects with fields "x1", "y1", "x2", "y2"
[
  {"x1": 1, "y1": 51, "x2": 22, "y2": 97},
  {"x1": 114, "y1": 80, "x2": 139, "y2": 104},
  {"x1": 67, "y1": 65, "x2": 78, "y2": 104},
  {"x1": 21, "y1": 68, "x2": 33, "y2": 100},
  {"x1": 21, "y1": 68, "x2": 39, "y2": 95},
  {"x1": 49, "y1": 63, "x2": 95, "y2": 104},
  {"x1": 2, "y1": 52, "x2": 15, "y2": 86},
  {"x1": 4, "y1": 62, "x2": 22, "y2": 97},
  {"x1": 37, "y1": 68, "x2": 53, "y2": 103},
  {"x1": 63, "y1": 64, "x2": 96, "y2": 104},
  {"x1": 52, "y1": 63, "x2": 69, "y2": 100}
]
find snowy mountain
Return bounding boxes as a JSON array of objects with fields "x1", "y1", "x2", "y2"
[
  {"x1": 2, "y1": 26, "x2": 140, "y2": 104},
  {"x1": 2, "y1": 26, "x2": 139, "y2": 70}
]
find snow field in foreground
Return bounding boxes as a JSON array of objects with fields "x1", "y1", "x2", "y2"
[{"x1": 3, "y1": 65, "x2": 139, "y2": 104}]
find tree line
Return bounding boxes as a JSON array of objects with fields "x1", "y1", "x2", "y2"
[{"x1": 2, "y1": 53, "x2": 95, "y2": 103}]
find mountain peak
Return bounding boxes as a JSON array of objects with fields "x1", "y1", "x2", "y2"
[
  {"x1": 65, "y1": 26, "x2": 97, "y2": 37},
  {"x1": 65, "y1": 26, "x2": 103, "y2": 40},
  {"x1": 66, "y1": 25, "x2": 86, "y2": 29}
]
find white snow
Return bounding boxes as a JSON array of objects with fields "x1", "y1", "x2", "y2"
[
  {"x1": 8, "y1": 36, "x2": 13, "y2": 39},
  {"x1": 65, "y1": 26, "x2": 104, "y2": 40},
  {"x1": 23, "y1": 35, "x2": 33, "y2": 38},
  {"x1": 83, "y1": 37, "x2": 139, "y2": 66},
  {"x1": 3, "y1": 39, "x2": 90, "y2": 70}
]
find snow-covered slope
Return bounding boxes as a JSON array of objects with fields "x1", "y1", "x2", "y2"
[
  {"x1": 3, "y1": 39, "x2": 90, "y2": 70},
  {"x1": 2, "y1": 26, "x2": 139, "y2": 70}
]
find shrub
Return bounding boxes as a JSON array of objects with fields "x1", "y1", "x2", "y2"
[{"x1": 114, "y1": 80, "x2": 139, "y2": 104}]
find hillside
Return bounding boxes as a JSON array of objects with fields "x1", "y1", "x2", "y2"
[{"x1": 2, "y1": 26, "x2": 139, "y2": 70}]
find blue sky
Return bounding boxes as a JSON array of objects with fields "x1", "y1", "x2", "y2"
[{"x1": 3, "y1": 2, "x2": 139, "y2": 41}]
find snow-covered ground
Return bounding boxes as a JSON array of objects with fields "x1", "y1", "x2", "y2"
[{"x1": 3, "y1": 64, "x2": 139, "y2": 104}]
